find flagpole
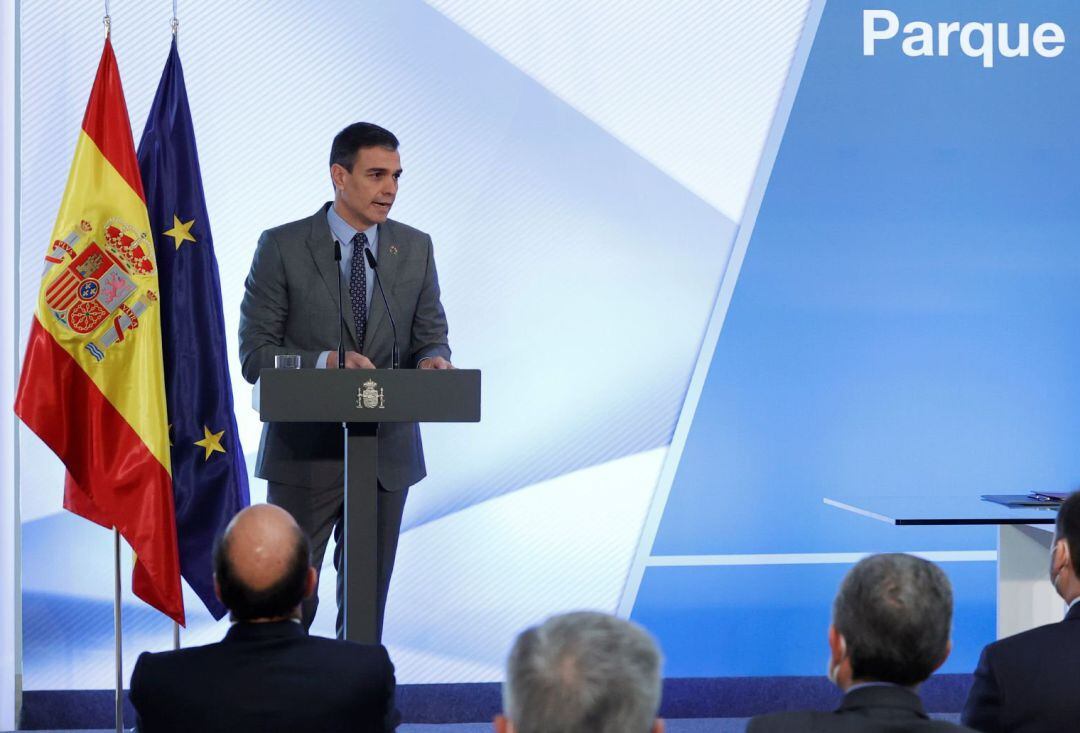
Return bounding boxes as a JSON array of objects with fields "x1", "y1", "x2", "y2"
[
  {"x1": 108, "y1": 4, "x2": 120, "y2": 701},
  {"x1": 113, "y1": 528, "x2": 123, "y2": 733},
  {"x1": 170, "y1": 0, "x2": 181, "y2": 657}
]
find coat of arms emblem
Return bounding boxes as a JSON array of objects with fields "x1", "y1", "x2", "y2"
[
  {"x1": 357, "y1": 379, "x2": 385, "y2": 409},
  {"x1": 43, "y1": 217, "x2": 157, "y2": 361}
]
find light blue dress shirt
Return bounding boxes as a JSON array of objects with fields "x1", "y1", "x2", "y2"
[
  {"x1": 328, "y1": 204, "x2": 378, "y2": 312},
  {"x1": 316, "y1": 206, "x2": 378, "y2": 368}
]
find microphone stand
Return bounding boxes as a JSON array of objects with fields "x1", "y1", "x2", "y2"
[
  {"x1": 333, "y1": 240, "x2": 346, "y2": 369},
  {"x1": 364, "y1": 247, "x2": 398, "y2": 369}
]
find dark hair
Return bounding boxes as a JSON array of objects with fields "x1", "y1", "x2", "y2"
[
  {"x1": 329, "y1": 122, "x2": 399, "y2": 172},
  {"x1": 1056, "y1": 491, "x2": 1080, "y2": 575},
  {"x1": 833, "y1": 553, "x2": 952, "y2": 686},
  {"x1": 212, "y1": 525, "x2": 311, "y2": 621}
]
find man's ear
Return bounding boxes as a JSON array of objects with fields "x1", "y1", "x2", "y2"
[
  {"x1": 330, "y1": 163, "x2": 346, "y2": 190},
  {"x1": 303, "y1": 566, "x2": 318, "y2": 600},
  {"x1": 494, "y1": 714, "x2": 513, "y2": 733},
  {"x1": 932, "y1": 639, "x2": 953, "y2": 674},
  {"x1": 828, "y1": 624, "x2": 845, "y2": 662},
  {"x1": 1059, "y1": 539, "x2": 1073, "y2": 577}
]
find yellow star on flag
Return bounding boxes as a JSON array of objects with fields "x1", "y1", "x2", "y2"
[
  {"x1": 194, "y1": 425, "x2": 226, "y2": 461},
  {"x1": 164, "y1": 214, "x2": 197, "y2": 249}
]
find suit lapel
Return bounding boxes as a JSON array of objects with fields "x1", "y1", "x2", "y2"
[
  {"x1": 363, "y1": 221, "x2": 401, "y2": 353},
  {"x1": 306, "y1": 204, "x2": 359, "y2": 348}
]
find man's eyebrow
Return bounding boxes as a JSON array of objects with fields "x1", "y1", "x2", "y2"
[{"x1": 364, "y1": 167, "x2": 404, "y2": 175}]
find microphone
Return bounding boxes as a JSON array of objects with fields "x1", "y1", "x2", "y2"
[
  {"x1": 364, "y1": 246, "x2": 399, "y2": 369},
  {"x1": 333, "y1": 239, "x2": 346, "y2": 369}
]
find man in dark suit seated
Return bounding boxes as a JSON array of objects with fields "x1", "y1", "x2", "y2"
[
  {"x1": 962, "y1": 491, "x2": 1080, "y2": 732},
  {"x1": 748, "y1": 553, "x2": 976, "y2": 732},
  {"x1": 129, "y1": 504, "x2": 399, "y2": 732},
  {"x1": 495, "y1": 611, "x2": 664, "y2": 733}
]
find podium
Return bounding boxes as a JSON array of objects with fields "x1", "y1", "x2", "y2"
[{"x1": 254, "y1": 368, "x2": 481, "y2": 642}]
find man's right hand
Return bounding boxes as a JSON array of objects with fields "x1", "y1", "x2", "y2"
[{"x1": 325, "y1": 350, "x2": 376, "y2": 369}]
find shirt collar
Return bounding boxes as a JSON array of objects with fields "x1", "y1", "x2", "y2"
[
  {"x1": 846, "y1": 681, "x2": 905, "y2": 694},
  {"x1": 327, "y1": 203, "x2": 378, "y2": 250}
]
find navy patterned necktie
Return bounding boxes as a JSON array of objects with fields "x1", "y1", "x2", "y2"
[{"x1": 349, "y1": 232, "x2": 368, "y2": 350}]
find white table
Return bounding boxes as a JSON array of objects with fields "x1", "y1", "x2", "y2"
[{"x1": 825, "y1": 496, "x2": 1063, "y2": 638}]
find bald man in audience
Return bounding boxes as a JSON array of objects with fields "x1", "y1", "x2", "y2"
[
  {"x1": 962, "y1": 491, "x2": 1080, "y2": 733},
  {"x1": 129, "y1": 504, "x2": 399, "y2": 732}
]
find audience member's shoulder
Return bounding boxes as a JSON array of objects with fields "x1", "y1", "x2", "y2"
[
  {"x1": 304, "y1": 635, "x2": 392, "y2": 666},
  {"x1": 986, "y1": 615, "x2": 1080, "y2": 659},
  {"x1": 131, "y1": 643, "x2": 219, "y2": 681},
  {"x1": 749, "y1": 709, "x2": 979, "y2": 732},
  {"x1": 131, "y1": 649, "x2": 160, "y2": 677}
]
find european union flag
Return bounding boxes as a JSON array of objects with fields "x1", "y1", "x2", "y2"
[{"x1": 137, "y1": 38, "x2": 250, "y2": 620}]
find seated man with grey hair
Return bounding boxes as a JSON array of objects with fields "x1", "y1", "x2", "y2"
[
  {"x1": 497, "y1": 611, "x2": 664, "y2": 733},
  {"x1": 749, "y1": 553, "x2": 977, "y2": 732}
]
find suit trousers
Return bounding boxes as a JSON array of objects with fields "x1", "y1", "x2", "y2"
[{"x1": 268, "y1": 479, "x2": 408, "y2": 641}]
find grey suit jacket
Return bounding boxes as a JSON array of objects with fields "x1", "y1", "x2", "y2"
[{"x1": 239, "y1": 203, "x2": 451, "y2": 491}]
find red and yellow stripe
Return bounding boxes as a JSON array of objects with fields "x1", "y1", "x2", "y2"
[{"x1": 16, "y1": 38, "x2": 183, "y2": 624}]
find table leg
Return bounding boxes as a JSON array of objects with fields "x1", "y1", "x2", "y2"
[{"x1": 997, "y1": 524, "x2": 1063, "y2": 639}]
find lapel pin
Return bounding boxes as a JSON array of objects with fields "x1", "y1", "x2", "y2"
[{"x1": 389, "y1": 245, "x2": 399, "y2": 256}]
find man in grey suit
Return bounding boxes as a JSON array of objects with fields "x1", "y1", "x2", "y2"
[
  {"x1": 748, "y1": 554, "x2": 977, "y2": 733},
  {"x1": 239, "y1": 122, "x2": 452, "y2": 639}
]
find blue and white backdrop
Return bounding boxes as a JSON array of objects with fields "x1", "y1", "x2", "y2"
[{"x1": 13, "y1": 0, "x2": 1080, "y2": 689}]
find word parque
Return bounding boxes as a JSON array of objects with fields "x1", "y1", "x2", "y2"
[{"x1": 863, "y1": 9, "x2": 1065, "y2": 68}]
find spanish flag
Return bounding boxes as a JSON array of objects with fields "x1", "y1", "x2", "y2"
[{"x1": 15, "y1": 38, "x2": 184, "y2": 624}]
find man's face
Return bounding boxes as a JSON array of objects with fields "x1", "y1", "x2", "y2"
[{"x1": 332, "y1": 146, "x2": 402, "y2": 230}]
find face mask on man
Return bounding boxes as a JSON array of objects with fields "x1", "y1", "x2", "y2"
[{"x1": 1050, "y1": 539, "x2": 1066, "y2": 594}]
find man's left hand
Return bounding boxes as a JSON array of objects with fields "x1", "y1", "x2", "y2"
[{"x1": 418, "y1": 356, "x2": 453, "y2": 370}]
